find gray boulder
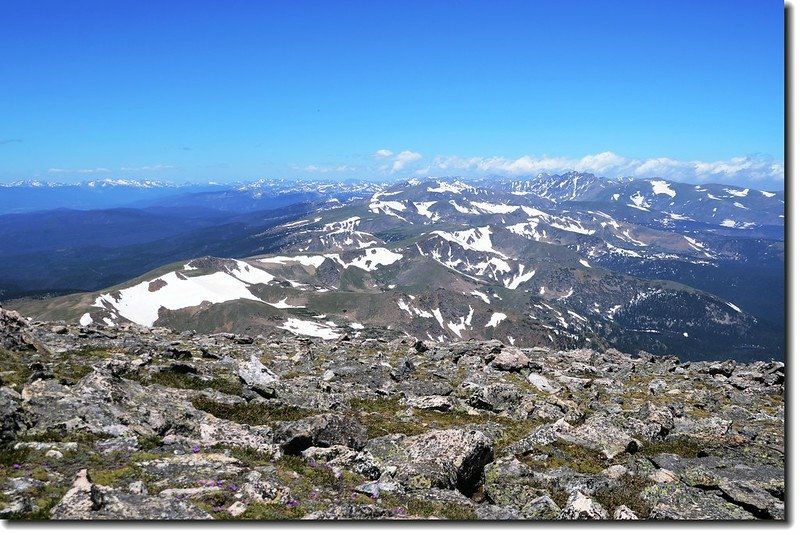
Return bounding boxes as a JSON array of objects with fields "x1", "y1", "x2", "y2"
[
  {"x1": 275, "y1": 414, "x2": 368, "y2": 454},
  {"x1": 558, "y1": 490, "x2": 609, "y2": 520},
  {"x1": 366, "y1": 428, "x2": 494, "y2": 495},
  {"x1": 50, "y1": 470, "x2": 211, "y2": 520}
]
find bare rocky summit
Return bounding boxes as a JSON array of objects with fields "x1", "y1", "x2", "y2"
[{"x1": 0, "y1": 306, "x2": 784, "y2": 520}]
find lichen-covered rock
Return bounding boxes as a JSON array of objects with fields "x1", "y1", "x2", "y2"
[
  {"x1": 301, "y1": 444, "x2": 381, "y2": 479},
  {"x1": 562, "y1": 416, "x2": 640, "y2": 459},
  {"x1": 522, "y1": 495, "x2": 561, "y2": 519},
  {"x1": 237, "y1": 355, "x2": 278, "y2": 397},
  {"x1": 642, "y1": 483, "x2": 755, "y2": 520},
  {"x1": 484, "y1": 455, "x2": 545, "y2": 508},
  {"x1": 491, "y1": 347, "x2": 530, "y2": 371},
  {"x1": 0, "y1": 307, "x2": 37, "y2": 352},
  {"x1": 366, "y1": 428, "x2": 493, "y2": 495},
  {"x1": 0, "y1": 387, "x2": 28, "y2": 445},
  {"x1": 558, "y1": 490, "x2": 609, "y2": 520},
  {"x1": 50, "y1": 469, "x2": 211, "y2": 520},
  {"x1": 275, "y1": 414, "x2": 368, "y2": 454},
  {"x1": 613, "y1": 505, "x2": 639, "y2": 519},
  {"x1": 636, "y1": 401, "x2": 675, "y2": 437},
  {"x1": 527, "y1": 373, "x2": 559, "y2": 393}
]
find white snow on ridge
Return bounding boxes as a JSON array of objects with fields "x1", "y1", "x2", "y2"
[
  {"x1": 230, "y1": 260, "x2": 276, "y2": 285},
  {"x1": 471, "y1": 290, "x2": 491, "y2": 304},
  {"x1": 485, "y1": 312, "x2": 507, "y2": 328},
  {"x1": 667, "y1": 212, "x2": 693, "y2": 221},
  {"x1": 683, "y1": 236, "x2": 708, "y2": 252},
  {"x1": 281, "y1": 217, "x2": 321, "y2": 228},
  {"x1": 650, "y1": 180, "x2": 676, "y2": 198},
  {"x1": 279, "y1": 318, "x2": 340, "y2": 340},
  {"x1": 369, "y1": 199, "x2": 408, "y2": 221},
  {"x1": 431, "y1": 227, "x2": 506, "y2": 257},
  {"x1": 431, "y1": 308, "x2": 445, "y2": 329},
  {"x1": 427, "y1": 180, "x2": 474, "y2": 194},
  {"x1": 266, "y1": 298, "x2": 305, "y2": 309},
  {"x1": 549, "y1": 220, "x2": 595, "y2": 235},
  {"x1": 724, "y1": 188, "x2": 750, "y2": 197},
  {"x1": 760, "y1": 190, "x2": 776, "y2": 198},
  {"x1": 323, "y1": 217, "x2": 360, "y2": 232},
  {"x1": 505, "y1": 264, "x2": 536, "y2": 290},
  {"x1": 92, "y1": 268, "x2": 268, "y2": 327},
  {"x1": 79, "y1": 313, "x2": 93, "y2": 326},
  {"x1": 726, "y1": 302, "x2": 742, "y2": 313},
  {"x1": 447, "y1": 306, "x2": 474, "y2": 337},
  {"x1": 339, "y1": 248, "x2": 403, "y2": 271},
  {"x1": 506, "y1": 221, "x2": 547, "y2": 241},
  {"x1": 719, "y1": 219, "x2": 755, "y2": 229},
  {"x1": 628, "y1": 192, "x2": 651, "y2": 210},
  {"x1": 470, "y1": 201, "x2": 519, "y2": 214},
  {"x1": 448, "y1": 200, "x2": 480, "y2": 214},
  {"x1": 413, "y1": 201, "x2": 439, "y2": 221},
  {"x1": 260, "y1": 255, "x2": 328, "y2": 268},
  {"x1": 579, "y1": 259, "x2": 591, "y2": 268}
]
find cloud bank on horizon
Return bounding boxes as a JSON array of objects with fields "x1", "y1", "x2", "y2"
[
  {"x1": 23, "y1": 149, "x2": 784, "y2": 189},
  {"x1": 297, "y1": 149, "x2": 783, "y2": 187}
]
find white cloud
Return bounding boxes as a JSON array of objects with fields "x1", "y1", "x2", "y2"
[
  {"x1": 418, "y1": 151, "x2": 783, "y2": 183},
  {"x1": 292, "y1": 164, "x2": 356, "y2": 173},
  {"x1": 390, "y1": 150, "x2": 422, "y2": 173},
  {"x1": 375, "y1": 149, "x2": 394, "y2": 158},
  {"x1": 119, "y1": 164, "x2": 175, "y2": 171},
  {"x1": 48, "y1": 167, "x2": 111, "y2": 174}
]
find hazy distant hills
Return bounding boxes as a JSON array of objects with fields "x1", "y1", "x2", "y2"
[{"x1": 6, "y1": 173, "x2": 784, "y2": 362}]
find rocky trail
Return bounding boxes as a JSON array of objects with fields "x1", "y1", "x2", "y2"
[{"x1": 0, "y1": 307, "x2": 785, "y2": 520}]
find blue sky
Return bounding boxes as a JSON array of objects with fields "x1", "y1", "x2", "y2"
[{"x1": 0, "y1": 0, "x2": 785, "y2": 186}]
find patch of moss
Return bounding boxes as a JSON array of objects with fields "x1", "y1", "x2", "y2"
[
  {"x1": 238, "y1": 502, "x2": 309, "y2": 520},
  {"x1": 594, "y1": 474, "x2": 653, "y2": 519},
  {"x1": 90, "y1": 465, "x2": 137, "y2": 486},
  {"x1": 148, "y1": 370, "x2": 243, "y2": 396},
  {"x1": 276, "y1": 455, "x2": 339, "y2": 488},
  {"x1": 191, "y1": 397, "x2": 313, "y2": 425},
  {"x1": 136, "y1": 434, "x2": 164, "y2": 451},
  {"x1": 228, "y1": 447, "x2": 275, "y2": 468},
  {"x1": 0, "y1": 447, "x2": 29, "y2": 467},
  {"x1": 52, "y1": 362, "x2": 94, "y2": 384},
  {"x1": 20, "y1": 430, "x2": 113, "y2": 445},
  {"x1": 639, "y1": 437, "x2": 705, "y2": 458},
  {"x1": 191, "y1": 489, "x2": 236, "y2": 517},
  {"x1": 350, "y1": 396, "x2": 539, "y2": 449},
  {"x1": 349, "y1": 397, "x2": 426, "y2": 438},
  {"x1": 403, "y1": 497, "x2": 477, "y2": 520},
  {"x1": 519, "y1": 441, "x2": 608, "y2": 475}
]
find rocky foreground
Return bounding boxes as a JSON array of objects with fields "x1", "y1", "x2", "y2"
[{"x1": 0, "y1": 307, "x2": 785, "y2": 521}]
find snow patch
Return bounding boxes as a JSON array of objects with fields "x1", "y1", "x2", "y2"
[
  {"x1": 279, "y1": 318, "x2": 340, "y2": 340},
  {"x1": 726, "y1": 302, "x2": 742, "y2": 313},
  {"x1": 470, "y1": 290, "x2": 490, "y2": 304},
  {"x1": 266, "y1": 298, "x2": 305, "y2": 309},
  {"x1": 485, "y1": 312, "x2": 507, "y2": 328},
  {"x1": 650, "y1": 180, "x2": 676, "y2": 198},
  {"x1": 724, "y1": 188, "x2": 749, "y2": 197}
]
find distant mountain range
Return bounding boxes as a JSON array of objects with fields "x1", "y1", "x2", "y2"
[{"x1": 5, "y1": 173, "x2": 784, "y2": 361}]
